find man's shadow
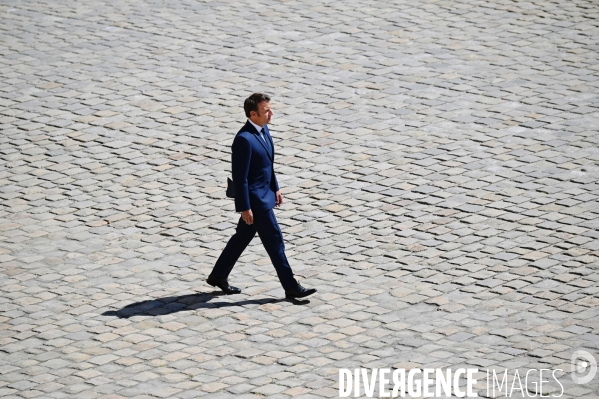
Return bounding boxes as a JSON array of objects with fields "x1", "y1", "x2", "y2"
[{"x1": 102, "y1": 291, "x2": 309, "y2": 319}]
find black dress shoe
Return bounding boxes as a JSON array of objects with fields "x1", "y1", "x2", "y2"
[
  {"x1": 285, "y1": 283, "x2": 317, "y2": 299},
  {"x1": 206, "y1": 276, "x2": 241, "y2": 294}
]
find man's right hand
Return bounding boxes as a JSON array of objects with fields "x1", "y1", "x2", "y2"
[{"x1": 241, "y1": 209, "x2": 253, "y2": 225}]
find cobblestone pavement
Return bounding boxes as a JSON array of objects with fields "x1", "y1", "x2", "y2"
[{"x1": 1, "y1": 0, "x2": 599, "y2": 398}]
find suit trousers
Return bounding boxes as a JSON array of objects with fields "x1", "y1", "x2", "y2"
[{"x1": 210, "y1": 209, "x2": 298, "y2": 291}]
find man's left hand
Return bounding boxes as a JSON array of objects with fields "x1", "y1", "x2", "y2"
[{"x1": 275, "y1": 190, "x2": 283, "y2": 207}]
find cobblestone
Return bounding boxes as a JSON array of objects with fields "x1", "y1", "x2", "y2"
[{"x1": 1, "y1": 0, "x2": 599, "y2": 398}]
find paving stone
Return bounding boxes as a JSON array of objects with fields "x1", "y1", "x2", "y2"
[{"x1": 1, "y1": 0, "x2": 599, "y2": 398}]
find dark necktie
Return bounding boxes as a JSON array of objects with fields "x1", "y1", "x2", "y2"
[{"x1": 261, "y1": 129, "x2": 271, "y2": 155}]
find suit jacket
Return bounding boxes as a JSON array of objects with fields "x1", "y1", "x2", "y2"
[{"x1": 232, "y1": 120, "x2": 279, "y2": 212}]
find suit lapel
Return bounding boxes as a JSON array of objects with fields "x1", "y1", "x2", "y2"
[{"x1": 245, "y1": 121, "x2": 273, "y2": 161}]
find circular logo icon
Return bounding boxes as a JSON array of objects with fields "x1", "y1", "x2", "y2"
[{"x1": 571, "y1": 350, "x2": 597, "y2": 385}]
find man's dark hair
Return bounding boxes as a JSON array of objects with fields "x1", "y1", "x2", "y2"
[{"x1": 244, "y1": 93, "x2": 270, "y2": 118}]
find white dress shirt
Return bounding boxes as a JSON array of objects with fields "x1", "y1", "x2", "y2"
[{"x1": 248, "y1": 119, "x2": 267, "y2": 143}]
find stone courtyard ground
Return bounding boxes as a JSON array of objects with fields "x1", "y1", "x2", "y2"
[{"x1": 1, "y1": 0, "x2": 599, "y2": 398}]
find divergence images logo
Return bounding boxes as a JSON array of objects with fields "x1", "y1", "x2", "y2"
[{"x1": 571, "y1": 350, "x2": 597, "y2": 385}]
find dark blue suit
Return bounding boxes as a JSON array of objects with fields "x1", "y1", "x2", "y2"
[
  {"x1": 210, "y1": 121, "x2": 298, "y2": 290},
  {"x1": 232, "y1": 122, "x2": 279, "y2": 213}
]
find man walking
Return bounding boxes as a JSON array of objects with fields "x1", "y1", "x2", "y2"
[{"x1": 207, "y1": 93, "x2": 317, "y2": 299}]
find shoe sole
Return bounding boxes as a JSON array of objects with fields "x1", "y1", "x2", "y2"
[
  {"x1": 285, "y1": 290, "x2": 317, "y2": 299},
  {"x1": 207, "y1": 279, "x2": 240, "y2": 294}
]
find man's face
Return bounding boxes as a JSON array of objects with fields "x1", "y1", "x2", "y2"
[{"x1": 251, "y1": 101, "x2": 273, "y2": 126}]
